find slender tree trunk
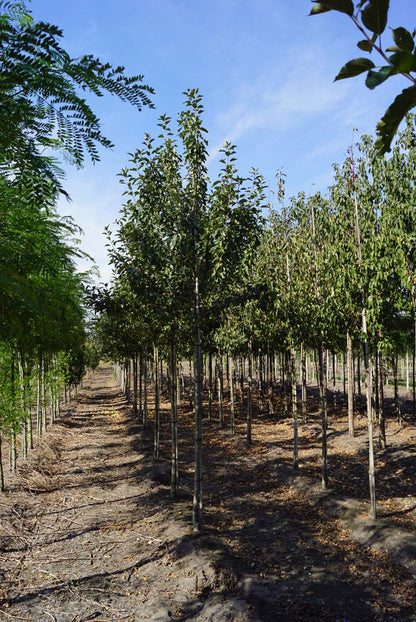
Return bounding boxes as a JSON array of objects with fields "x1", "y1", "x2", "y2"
[
  {"x1": 258, "y1": 347, "x2": 264, "y2": 410},
  {"x1": 37, "y1": 352, "x2": 42, "y2": 436},
  {"x1": 342, "y1": 350, "x2": 346, "y2": 400},
  {"x1": 217, "y1": 354, "x2": 224, "y2": 428},
  {"x1": 268, "y1": 348, "x2": 274, "y2": 415},
  {"x1": 332, "y1": 352, "x2": 337, "y2": 407},
  {"x1": 363, "y1": 335, "x2": 376, "y2": 519},
  {"x1": 375, "y1": 346, "x2": 380, "y2": 421},
  {"x1": 139, "y1": 351, "x2": 143, "y2": 421},
  {"x1": 49, "y1": 386, "x2": 54, "y2": 427},
  {"x1": 18, "y1": 356, "x2": 28, "y2": 460},
  {"x1": 208, "y1": 352, "x2": 213, "y2": 421},
  {"x1": 177, "y1": 362, "x2": 182, "y2": 407},
  {"x1": 153, "y1": 344, "x2": 160, "y2": 461},
  {"x1": 314, "y1": 350, "x2": 320, "y2": 404},
  {"x1": 193, "y1": 274, "x2": 204, "y2": 532},
  {"x1": 9, "y1": 431, "x2": 17, "y2": 472},
  {"x1": 357, "y1": 351, "x2": 362, "y2": 402},
  {"x1": 305, "y1": 351, "x2": 309, "y2": 383},
  {"x1": 301, "y1": 344, "x2": 307, "y2": 423},
  {"x1": 378, "y1": 350, "x2": 386, "y2": 449},
  {"x1": 21, "y1": 421, "x2": 27, "y2": 460},
  {"x1": 291, "y1": 345, "x2": 298, "y2": 470},
  {"x1": 282, "y1": 351, "x2": 289, "y2": 417},
  {"x1": 126, "y1": 360, "x2": 131, "y2": 401},
  {"x1": 347, "y1": 331, "x2": 355, "y2": 437},
  {"x1": 121, "y1": 362, "x2": 125, "y2": 396},
  {"x1": 239, "y1": 356, "x2": 244, "y2": 402},
  {"x1": 133, "y1": 353, "x2": 138, "y2": 416},
  {"x1": 318, "y1": 343, "x2": 328, "y2": 489},
  {"x1": 143, "y1": 351, "x2": 148, "y2": 427},
  {"x1": 413, "y1": 312, "x2": 416, "y2": 417},
  {"x1": 27, "y1": 404, "x2": 33, "y2": 450},
  {"x1": 170, "y1": 330, "x2": 179, "y2": 498},
  {"x1": 41, "y1": 359, "x2": 47, "y2": 434},
  {"x1": 311, "y1": 351, "x2": 316, "y2": 383},
  {"x1": 393, "y1": 354, "x2": 401, "y2": 425},
  {"x1": 264, "y1": 348, "x2": 269, "y2": 395},
  {"x1": 352, "y1": 177, "x2": 376, "y2": 519},
  {"x1": 189, "y1": 358, "x2": 194, "y2": 411},
  {"x1": 406, "y1": 351, "x2": 409, "y2": 392},
  {"x1": 272, "y1": 353, "x2": 276, "y2": 386},
  {"x1": 247, "y1": 340, "x2": 253, "y2": 446},
  {"x1": 0, "y1": 434, "x2": 4, "y2": 492},
  {"x1": 230, "y1": 355, "x2": 235, "y2": 434},
  {"x1": 255, "y1": 352, "x2": 259, "y2": 395},
  {"x1": 326, "y1": 350, "x2": 330, "y2": 389},
  {"x1": 55, "y1": 394, "x2": 60, "y2": 422},
  {"x1": 23, "y1": 358, "x2": 33, "y2": 449}
]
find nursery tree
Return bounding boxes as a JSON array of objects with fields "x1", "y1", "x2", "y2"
[{"x1": 110, "y1": 119, "x2": 188, "y2": 492}]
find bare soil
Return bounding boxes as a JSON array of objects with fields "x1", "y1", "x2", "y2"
[{"x1": 1, "y1": 365, "x2": 416, "y2": 621}]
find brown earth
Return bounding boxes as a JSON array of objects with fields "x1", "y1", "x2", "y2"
[{"x1": 0, "y1": 365, "x2": 416, "y2": 621}]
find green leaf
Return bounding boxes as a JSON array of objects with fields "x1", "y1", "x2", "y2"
[
  {"x1": 309, "y1": 0, "x2": 353, "y2": 16},
  {"x1": 357, "y1": 39, "x2": 373, "y2": 52},
  {"x1": 324, "y1": 0, "x2": 354, "y2": 15},
  {"x1": 309, "y1": 3, "x2": 331, "y2": 15},
  {"x1": 365, "y1": 66, "x2": 393, "y2": 89},
  {"x1": 361, "y1": 0, "x2": 389, "y2": 35},
  {"x1": 334, "y1": 57, "x2": 375, "y2": 81},
  {"x1": 392, "y1": 27, "x2": 414, "y2": 52},
  {"x1": 375, "y1": 84, "x2": 416, "y2": 154},
  {"x1": 388, "y1": 50, "x2": 414, "y2": 73}
]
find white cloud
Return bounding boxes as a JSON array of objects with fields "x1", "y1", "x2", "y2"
[{"x1": 209, "y1": 45, "x2": 352, "y2": 163}]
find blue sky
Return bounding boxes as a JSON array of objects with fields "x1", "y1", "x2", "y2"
[{"x1": 31, "y1": 0, "x2": 415, "y2": 282}]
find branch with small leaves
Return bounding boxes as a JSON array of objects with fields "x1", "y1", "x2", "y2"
[{"x1": 310, "y1": 0, "x2": 416, "y2": 154}]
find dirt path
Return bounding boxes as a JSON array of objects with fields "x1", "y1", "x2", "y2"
[
  {"x1": 1, "y1": 366, "x2": 416, "y2": 621},
  {"x1": 0, "y1": 367, "x2": 191, "y2": 621}
]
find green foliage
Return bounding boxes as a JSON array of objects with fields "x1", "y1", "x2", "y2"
[
  {"x1": 100, "y1": 92, "x2": 267, "y2": 363},
  {"x1": 328, "y1": 120, "x2": 416, "y2": 353},
  {"x1": 0, "y1": 0, "x2": 155, "y2": 441},
  {"x1": 310, "y1": 0, "x2": 416, "y2": 154},
  {"x1": 61, "y1": 348, "x2": 86, "y2": 386},
  {"x1": 309, "y1": 0, "x2": 354, "y2": 16},
  {"x1": 334, "y1": 57, "x2": 375, "y2": 80},
  {"x1": 365, "y1": 66, "x2": 393, "y2": 89},
  {"x1": 376, "y1": 86, "x2": 416, "y2": 153},
  {"x1": 0, "y1": 144, "x2": 89, "y2": 438},
  {"x1": 0, "y1": 0, "x2": 153, "y2": 191},
  {"x1": 391, "y1": 27, "x2": 414, "y2": 53},
  {"x1": 239, "y1": 118, "x2": 416, "y2": 360},
  {"x1": 361, "y1": 0, "x2": 389, "y2": 35}
]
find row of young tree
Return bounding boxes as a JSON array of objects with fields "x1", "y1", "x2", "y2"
[
  {"x1": 93, "y1": 91, "x2": 416, "y2": 530},
  {"x1": 0, "y1": 0, "x2": 153, "y2": 490},
  {"x1": 4, "y1": 0, "x2": 416, "y2": 531},
  {"x1": 0, "y1": 165, "x2": 93, "y2": 491}
]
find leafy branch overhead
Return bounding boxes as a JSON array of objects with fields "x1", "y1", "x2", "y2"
[
  {"x1": 310, "y1": 0, "x2": 416, "y2": 154},
  {"x1": 0, "y1": 0, "x2": 154, "y2": 188}
]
